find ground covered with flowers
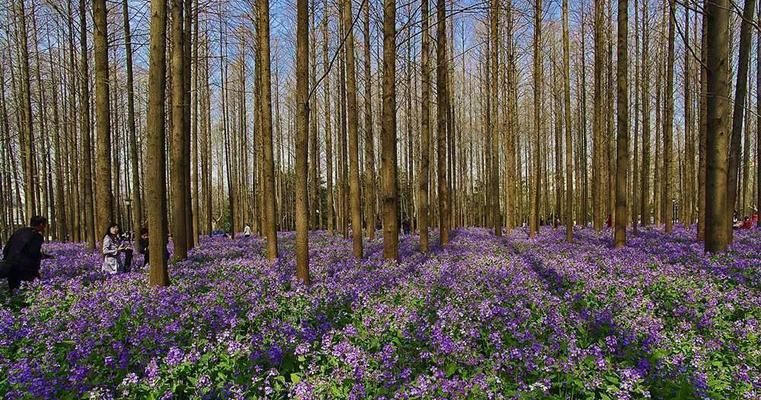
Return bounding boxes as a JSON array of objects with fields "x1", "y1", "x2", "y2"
[{"x1": 0, "y1": 227, "x2": 759, "y2": 399}]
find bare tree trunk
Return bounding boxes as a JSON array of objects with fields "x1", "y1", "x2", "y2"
[
  {"x1": 146, "y1": 0, "x2": 170, "y2": 286},
  {"x1": 342, "y1": 0, "x2": 364, "y2": 258},
  {"x1": 490, "y1": 0, "x2": 501, "y2": 236},
  {"x1": 663, "y1": 0, "x2": 675, "y2": 233},
  {"x1": 614, "y1": 0, "x2": 629, "y2": 248},
  {"x1": 592, "y1": 0, "x2": 603, "y2": 232},
  {"x1": 563, "y1": 0, "x2": 574, "y2": 241},
  {"x1": 705, "y1": 0, "x2": 731, "y2": 252},
  {"x1": 170, "y1": 0, "x2": 188, "y2": 259},
  {"x1": 436, "y1": 0, "x2": 450, "y2": 246},
  {"x1": 698, "y1": 8, "x2": 707, "y2": 239},
  {"x1": 640, "y1": 0, "x2": 651, "y2": 226},
  {"x1": 363, "y1": 0, "x2": 376, "y2": 239},
  {"x1": 309, "y1": 0, "x2": 319, "y2": 230},
  {"x1": 323, "y1": 0, "x2": 335, "y2": 235},
  {"x1": 123, "y1": 0, "x2": 143, "y2": 249},
  {"x1": 93, "y1": 0, "x2": 113, "y2": 238},
  {"x1": 757, "y1": 4, "x2": 761, "y2": 228},
  {"x1": 529, "y1": 0, "x2": 542, "y2": 238},
  {"x1": 78, "y1": 0, "x2": 96, "y2": 248},
  {"x1": 382, "y1": 0, "x2": 399, "y2": 258},
  {"x1": 16, "y1": 0, "x2": 34, "y2": 223},
  {"x1": 419, "y1": 0, "x2": 431, "y2": 251},
  {"x1": 259, "y1": 0, "x2": 279, "y2": 259},
  {"x1": 295, "y1": 0, "x2": 311, "y2": 282},
  {"x1": 728, "y1": 0, "x2": 756, "y2": 240}
]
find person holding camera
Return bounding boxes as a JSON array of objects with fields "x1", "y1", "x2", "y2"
[{"x1": 102, "y1": 223, "x2": 131, "y2": 274}]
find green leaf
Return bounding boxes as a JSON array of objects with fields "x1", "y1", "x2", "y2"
[{"x1": 290, "y1": 373, "x2": 301, "y2": 384}]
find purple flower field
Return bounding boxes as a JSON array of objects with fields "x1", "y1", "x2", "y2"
[{"x1": 1, "y1": 227, "x2": 759, "y2": 399}]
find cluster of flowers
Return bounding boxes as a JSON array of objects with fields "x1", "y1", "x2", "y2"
[{"x1": 0, "y1": 227, "x2": 758, "y2": 399}]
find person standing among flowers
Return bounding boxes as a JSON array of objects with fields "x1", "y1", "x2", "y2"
[
  {"x1": 2, "y1": 216, "x2": 51, "y2": 293},
  {"x1": 102, "y1": 223, "x2": 129, "y2": 274}
]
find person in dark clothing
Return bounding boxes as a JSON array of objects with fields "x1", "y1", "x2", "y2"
[
  {"x1": 138, "y1": 227, "x2": 169, "y2": 268},
  {"x1": 3, "y1": 216, "x2": 50, "y2": 293}
]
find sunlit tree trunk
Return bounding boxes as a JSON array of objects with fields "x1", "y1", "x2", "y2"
[
  {"x1": 146, "y1": 0, "x2": 170, "y2": 286},
  {"x1": 342, "y1": 0, "x2": 364, "y2": 258},
  {"x1": 529, "y1": 0, "x2": 542, "y2": 238},
  {"x1": 728, "y1": 0, "x2": 756, "y2": 240},
  {"x1": 295, "y1": 0, "x2": 311, "y2": 282},
  {"x1": 259, "y1": 0, "x2": 279, "y2": 259},
  {"x1": 563, "y1": 0, "x2": 574, "y2": 241},
  {"x1": 382, "y1": 0, "x2": 399, "y2": 258},
  {"x1": 640, "y1": 0, "x2": 651, "y2": 227},
  {"x1": 436, "y1": 0, "x2": 450, "y2": 246},
  {"x1": 323, "y1": 0, "x2": 335, "y2": 235},
  {"x1": 592, "y1": 0, "x2": 603, "y2": 232},
  {"x1": 363, "y1": 0, "x2": 376, "y2": 239},
  {"x1": 418, "y1": 0, "x2": 431, "y2": 251},
  {"x1": 705, "y1": 0, "x2": 731, "y2": 252},
  {"x1": 170, "y1": 0, "x2": 188, "y2": 259},
  {"x1": 663, "y1": 0, "x2": 675, "y2": 233},
  {"x1": 79, "y1": 0, "x2": 96, "y2": 248},
  {"x1": 614, "y1": 0, "x2": 629, "y2": 248}
]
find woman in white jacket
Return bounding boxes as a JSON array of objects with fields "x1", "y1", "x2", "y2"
[{"x1": 102, "y1": 223, "x2": 128, "y2": 274}]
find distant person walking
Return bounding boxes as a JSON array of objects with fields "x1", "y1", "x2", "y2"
[
  {"x1": 102, "y1": 223, "x2": 129, "y2": 274},
  {"x1": 2, "y1": 216, "x2": 50, "y2": 293},
  {"x1": 244, "y1": 224, "x2": 252, "y2": 238}
]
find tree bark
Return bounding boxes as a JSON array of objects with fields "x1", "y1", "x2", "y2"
[
  {"x1": 363, "y1": 0, "x2": 376, "y2": 239},
  {"x1": 705, "y1": 0, "x2": 731, "y2": 252},
  {"x1": 170, "y1": 0, "x2": 188, "y2": 259},
  {"x1": 382, "y1": 0, "x2": 399, "y2": 258},
  {"x1": 614, "y1": 0, "x2": 629, "y2": 248},
  {"x1": 295, "y1": 0, "x2": 311, "y2": 282},
  {"x1": 259, "y1": 0, "x2": 279, "y2": 259},
  {"x1": 342, "y1": 0, "x2": 364, "y2": 258},
  {"x1": 146, "y1": 0, "x2": 170, "y2": 286},
  {"x1": 563, "y1": 0, "x2": 573, "y2": 242},
  {"x1": 436, "y1": 0, "x2": 450, "y2": 246},
  {"x1": 529, "y1": 0, "x2": 542, "y2": 238},
  {"x1": 663, "y1": 0, "x2": 675, "y2": 233}
]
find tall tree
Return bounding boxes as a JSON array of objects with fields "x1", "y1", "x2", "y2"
[
  {"x1": 728, "y1": 0, "x2": 756, "y2": 239},
  {"x1": 529, "y1": 0, "x2": 542, "y2": 238},
  {"x1": 593, "y1": 0, "x2": 604, "y2": 232},
  {"x1": 419, "y1": 0, "x2": 431, "y2": 251},
  {"x1": 698, "y1": 7, "x2": 708, "y2": 239},
  {"x1": 79, "y1": 0, "x2": 96, "y2": 248},
  {"x1": 563, "y1": 0, "x2": 573, "y2": 242},
  {"x1": 436, "y1": 0, "x2": 450, "y2": 245},
  {"x1": 259, "y1": 0, "x2": 279, "y2": 259},
  {"x1": 295, "y1": 0, "x2": 311, "y2": 282},
  {"x1": 382, "y1": 0, "x2": 399, "y2": 258},
  {"x1": 16, "y1": 0, "x2": 34, "y2": 222},
  {"x1": 663, "y1": 0, "x2": 675, "y2": 233},
  {"x1": 614, "y1": 0, "x2": 629, "y2": 248},
  {"x1": 342, "y1": 0, "x2": 363, "y2": 258},
  {"x1": 146, "y1": 0, "x2": 170, "y2": 286},
  {"x1": 757, "y1": 4, "x2": 761, "y2": 228},
  {"x1": 490, "y1": 0, "x2": 501, "y2": 236},
  {"x1": 323, "y1": 0, "x2": 335, "y2": 235},
  {"x1": 170, "y1": 0, "x2": 188, "y2": 260},
  {"x1": 640, "y1": 0, "x2": 651, "y2": 227},
  {"x1": 705, "y1": 0, "x2": 731, "y2": 251},
  {"x1": 363, "y1": 0, "x2": 376, "y2": 239},
  {"x1": 93, "y1": 0, "x2": 113, "y2": 237},
  {"x1": 123, "y1": 0, "x2": 143, "y2": 251}
]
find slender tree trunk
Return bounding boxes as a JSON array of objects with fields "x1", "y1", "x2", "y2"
[
  {"x1": 170, "y1": 0, "x2": 188, "y2": 259},
  {"x1": 640, "y1": 0, "x2": 651, "y2": 227},
  {"x1": 259, "y1": 0, "x2": 279, "y2": 259},
  {"x1": 614, "y1": 0, "x2": 629, "y2": 247},
  {"x1": 698, "y1": 8, "x2": 708, "y2": 239},
  {"x1": 342, "y1": 0, "x2": 364, "y2": 258},
  {"x1": 123, "y1": 0, "x2": 143, "y2": 249},
  {"x1": 93, "y1": 0, "x2": 113, "y2": 237},
  {"x1": 419, "y1": 0, "x2": 431, "y2": 251},
  {"x1": 490, "y1": 0, "x2": 501, "y2": 236},
  {"x1": 529, "y1": 0, "x2": 542, "y2": 238},
  {"x1": 363, "y1": 0, "x2": 376, "y2": 239},
  {"x1": 295, "y1": 0, "x2": 311, "y2": 282},
  {"x1": 563, "y1": 0, "x2": 574, "y2": 241},
  {"x1": 593, "y1": 0, "x2": 604, "y2": 232},
  {"x1": 757, "y1": 5, "x2": 761, "y2": 228},
  {"x1": 382, "y1": 0, "x2": 399, "y2": 258},
  {"x1": 728, "y1": 0, "x2": 756, "y2": 240},
  {"x1": 79, "y1": 0, "x2": 96, "y2": 248},
  {"x1": 436, "y1": 0, "x2": 450, "y2": 245},
  {"x1": 309, "y1": 0, "x2": 319, "y2": 230},
  {"x1": 146, "y1": 0, "x2": 169, "y2": 286},
  {"x1": 323, "y1": 0, "x2": 335, "y2": 235},
  {"x1": 663, "y1": 0, "x2": 675, "y2": 233},
  {"x1": 16, "y1": 0, "x2": 34, "y2": 223},
  {"x1": 705, "y1": 0, "x2": 731, "y2": 252}
]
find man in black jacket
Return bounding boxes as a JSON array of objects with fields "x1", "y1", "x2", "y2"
[{"x1": 3, "y1": 216, "x2": 48, "y2": 293}]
